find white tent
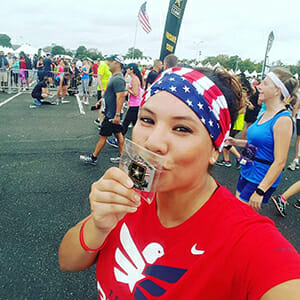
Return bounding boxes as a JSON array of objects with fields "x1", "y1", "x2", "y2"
[
  {"x1": 213, "y1": 62, "x2": 222, "y2": 69},
  {"x1": 124, "y1": 58, "x2": 153, "y2": 66},
  {"x1": 294, "y1": 73, "x2": 299, "y2": 80},
  {"x1": 250, "y1": 70, "x2": 257, "y2": 77},
  {"x1": 15, "y1": 44, "x2": 45, "y2": 57},
  {"x1": 244, "y1": 70, "x2": 251, "y2": 77},
  {"x1": 205, "y1": 62, "x2": 213, "y2": 69},
  {"x1": 196, "y1": 62, "x2": 203, "y2": 68},
  {"x1": 0, "y1": 46, "x2": 15, "y2": 54},
  {"x1": 54, "y1": 54, "x2": 73, "y2": 61}
]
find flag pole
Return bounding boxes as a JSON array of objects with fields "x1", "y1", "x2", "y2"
[{"x1": 132, "y1": 19, "x2": 138, "y2": 60}]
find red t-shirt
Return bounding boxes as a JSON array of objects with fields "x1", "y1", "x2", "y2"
[
  {"x1": 92, "y1": 63, "x2": 99, "y2": 77},
  {"x1": 19, "y1": 58, "x2": 27, "y2": 69},
  {"x1": 96, "y1": 186, "x2": 300, "y2": 300}
]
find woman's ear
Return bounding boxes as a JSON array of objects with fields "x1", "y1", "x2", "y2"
[
  {"x1": 209, "y1": 148, "x2": 219, "y2": 165},
  {"x1": 275, "y1": 86, "x2": 281, "y2": 97}
]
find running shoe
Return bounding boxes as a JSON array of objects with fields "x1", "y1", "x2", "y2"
[
  {"x1": 110, "y1": 156, "x2": 120, "y2": 164},
  {"x1": 94, "y1": 119, "x2": 101, "y2": 126},
  {"x1": 288, "y1": 160, "x2": 299, "y2": 171},
  {"x1": 235, "y1": 158, "x2": 241, "y2": 169},
  {"x1": 271, "y1": 196, "x2": 287, "y2": 217},
  {"x1": 34, "y1": 100, "x2": 42, "y2": 106},
  {"x1": 106, "y1": 138, "x2": 119, "y2": 148},
  {"x1": 294, "y1": 200, "x2": 300, "y2": 209},
  {"x1": 79, "y1": 154, "x2": 97, "y2": 165},
  {"x1": 216, "y1": 160, "x2": 232, "y2": 167}
]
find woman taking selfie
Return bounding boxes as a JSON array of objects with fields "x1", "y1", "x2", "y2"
[{"x1": 59, "y1": 67, "x2": 300, "y2": 299}]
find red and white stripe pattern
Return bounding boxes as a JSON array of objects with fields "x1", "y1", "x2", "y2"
[
  {"x1": 138, "y1": 2, "x2": 152, "y2": 34},
  {"x1": 141, "y1": 67, "x2": 231, "y2": 152}
]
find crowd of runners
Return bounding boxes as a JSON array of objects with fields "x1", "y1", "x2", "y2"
[{"x1": 1, "y1": 50, "x2": 300, "y2": 218}]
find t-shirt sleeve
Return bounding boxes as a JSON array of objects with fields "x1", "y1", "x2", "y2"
[
  {"x1": 238, "y1": 223, "x2": 300, "y2": 300},
  {"x1": 98, "y1": 65, "x2": 104, "y2": 76},
  {"x1": 147, "y1": 71, "x2": 158, "y2": 85},
  {"x1": 99, "y1": 64, "x2": 109, "y2": 77},
  {"x1": 113, "y1": 77, "x2": 126, "y2": 94}
]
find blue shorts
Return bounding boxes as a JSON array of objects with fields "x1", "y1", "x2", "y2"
[{"x1": 236, "y1": 175, "x2": 276, "y2": 204}]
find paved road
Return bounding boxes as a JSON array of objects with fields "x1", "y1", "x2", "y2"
[{"x1": 0, "y1": 91, "x2": 299, "y2": 299}]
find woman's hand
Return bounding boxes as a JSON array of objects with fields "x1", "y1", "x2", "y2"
[
  {"x1": 248, "y1": 103, "x2": 255, "y2": 110},
  {"x1": 226, "y1": 136, "x2": 237, "y2": 146},
  {"x1": 89, "y1": 167, "x2": 141, "y2": 235},
  {"x1": 249, "y1": 192, "x2": 263, "y2": 211},
  {"x1": 225, "y1": 137, "x2": 248, "y2": 148}
]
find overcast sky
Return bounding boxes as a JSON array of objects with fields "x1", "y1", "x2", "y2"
[{"x1": 1, "y1": 0, "x2": 299, "y2": 64}]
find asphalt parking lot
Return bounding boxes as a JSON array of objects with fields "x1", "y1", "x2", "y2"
[{"x1": 0, "y1": 91, "x2": 299, "y2": 299}]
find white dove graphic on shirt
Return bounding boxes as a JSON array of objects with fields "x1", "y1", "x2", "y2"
[{"x1": 114, "y1": 223, "x2": 165, "y2": 292}]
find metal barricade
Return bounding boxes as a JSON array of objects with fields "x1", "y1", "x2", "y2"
[{"x1": 2, "y1": 69, "x2": 100, "y2": 98}]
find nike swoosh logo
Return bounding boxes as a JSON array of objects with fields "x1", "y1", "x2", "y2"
[{"x1": 191, "y1": 244, "x2": 205, "y2": 255}]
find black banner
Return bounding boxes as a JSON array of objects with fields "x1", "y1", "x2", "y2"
[
  {"x1": 159, "y1": 0, "x2": 188, "y2": 62},
  {"x1": 261, "y1": 31, "x2": 274, "y2": 78}
]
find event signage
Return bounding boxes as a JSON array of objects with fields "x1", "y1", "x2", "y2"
[
  {"x1": 159, "y1": 0, "x2": 188, "y2": 62},
  {"x1": 262, "y1": 31, "x2": 275, "y2": 78}
]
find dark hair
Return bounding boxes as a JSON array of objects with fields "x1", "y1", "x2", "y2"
[
  {"x1": 195, "y1": 67, "x2": 243, "y2": 126},
  {"x1": 272, "y1": 67, "x2": 299, "y2": 101},
  {"x1": 239, "y1": 73, "x2": 253, "y2": 97},
  {"x1": 164, "y1": 54, "x2": 178, "y2": 69},
  {"x1": 127, "y1": 63, "x2": 143, "y2": 86}
]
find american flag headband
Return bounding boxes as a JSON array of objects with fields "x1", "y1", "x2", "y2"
[{"x1": 141, "y1": 67, "x2": 231, "y2": 152}]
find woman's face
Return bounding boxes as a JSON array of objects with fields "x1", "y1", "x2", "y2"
[
  {"x1": 258, "y1": 76, "x2": 278, "y2": 102},
  {"x1": 132, "y1": 91, "x2": 218, "y2": 192},
  {"x1": 126, "y1": 68, "x2": 133, "y2": 75}
]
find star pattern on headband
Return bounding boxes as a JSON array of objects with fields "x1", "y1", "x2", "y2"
[
  {"x1": 183, "y1": 85, "x2": 190, "y2": 93},
  {"x1": 170, "y1": 85, "x2": 177, "y2": 92},
  {"x1": 186, "y1": 99, "x2": 193, "y2": 107},
  {"x1": 198, "y1": 103, "x2": 204, "y2": 110}
]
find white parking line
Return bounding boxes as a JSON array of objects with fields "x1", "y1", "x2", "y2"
[
  {"x1": 0, "y1": 93, "x2": 22, "y2": 108},
  {"x1": 75, "y1": 94, "x2": 85, "y2": 115}
]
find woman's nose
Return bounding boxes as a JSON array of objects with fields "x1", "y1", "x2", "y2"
[{"x1": 144, "y1": 125, "x2": 168, "y2": 156}]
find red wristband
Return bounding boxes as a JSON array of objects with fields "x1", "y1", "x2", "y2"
[{"x1": 79, "y1": 216, "x2": 103, "y2": 253}]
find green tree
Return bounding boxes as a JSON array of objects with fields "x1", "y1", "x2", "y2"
[
  {"x1": 202, "y1": 55, "x2": 231, "y2": 69},
  {"x1": 75, "y1": 46, "x2": 88, "y2": 59},
  {"x1": 65, "y1": 50, "x2": 74, "y2": 57},
  {"x1": 51, "y1": 45, "x2": 66, "y2": 56},
  {"x1": 125, "y1": 47, "x2": 143, "y2": 59},
  {"x1": 43, "y1": 46, "x2": 52, "y2": 54},
  {"x1": 239, "y1": 59, "x2": 256, "y2": 73},
  {"x1": 0, "y1": 33, "x2": 12, "y2": 48},
  {"x1": 289, "y1": 61, "x2": 300, "y2": 76}
]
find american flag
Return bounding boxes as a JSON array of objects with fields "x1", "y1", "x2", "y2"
[{"x1": 138, "y1": 2, "x2": 152, "y2": 34}]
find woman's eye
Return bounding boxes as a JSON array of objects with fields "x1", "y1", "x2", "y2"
[
  {"x1": 140, "y1": 117, "x2": 154, "y2": 124},
  {"x1": 174, "y1": 126, "x2": 193, "y2": 133}
]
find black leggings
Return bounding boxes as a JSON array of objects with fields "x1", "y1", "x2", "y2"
[{"x1": 122, "y1": 106, "x2": 139, "y2": 136}]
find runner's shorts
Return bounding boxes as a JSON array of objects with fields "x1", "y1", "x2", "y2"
[
  {"x1": 99, "y1": 118, "x2": 123, "y2": 137},
  {"x1": 236, "y1": 175, "x2": 276, "y2": 204}
]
